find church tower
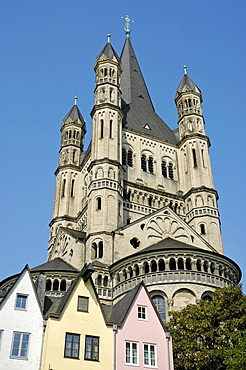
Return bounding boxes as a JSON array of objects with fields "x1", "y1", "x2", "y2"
[
  {"x1": 86, "y1": 37, "x2": 124, "y2": 265},
  {"x1": 175, "y1": 68, "x2": 223, "y2": 253},
  {"x1": 48, "y1": 101, "x2": 86, "y2": 260}
]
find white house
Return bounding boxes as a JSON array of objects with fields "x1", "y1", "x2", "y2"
[{"x1": 0, "y1": 265, "x2": 44, "y2": 369}]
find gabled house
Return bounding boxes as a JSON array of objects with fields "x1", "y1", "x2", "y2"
[
  {"x1": 0, "y1": 265, "x2": 44, "y2": 369},
  {"x1": 41, "y1": 263, "x2": 114, "y2": 369},
  {"x1": 103, "y1": 282, "x2": 174, "y2": 370}
]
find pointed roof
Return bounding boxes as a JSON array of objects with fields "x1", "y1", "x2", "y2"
[
  {"x1": 31, "y1": 257, "x2": 78, "y2": 273},
  {"x1": 176, "y1": 73, "x2": 201, "y2": 95},
  {"x1": 96, "y1": 41, "x2": 120, "y2": 63},
  {"x1": 62, "y1": 104, "x2": 86, "y2": 126},
  {"x1": 120, "y1": 38, "x2": 178, "y2": 143},
  {"x1": 102, "y1": 283, "x2": 142, "y2": 324}
]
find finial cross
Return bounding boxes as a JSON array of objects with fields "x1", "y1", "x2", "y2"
[{"x1": 121, "y1": 15, "x2": 134, "y2": 37}]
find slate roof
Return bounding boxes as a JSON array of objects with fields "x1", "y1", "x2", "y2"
[
  {"x1": 102, "y1": 283, "x2": 142, "y2": 324},
  {"x1": 62, "y1": 104, "x2": 86, "y2": 127},
  {"x1": 176, "y1": 73, "x2": 201, "y2": 94},
  {"x1": 62, "y1": 227, "x2": 86, "y2": 240},
  {"x1": 96, "y1": 41, "x2": 120, "y2": 63},
  {"x1": 31, "y1": 258, "x2": 78, "y2": 273},
  {"x1": 120, "y1": 38, "x2": 178, "y2": 143}
]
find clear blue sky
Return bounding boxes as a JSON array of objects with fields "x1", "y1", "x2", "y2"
[{"x1": 1, "y1": 1, "x2": 245, "y2": 290}]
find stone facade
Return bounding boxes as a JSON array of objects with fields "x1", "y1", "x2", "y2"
[{"x1": 45, "y1": 35, "x2": 240, "y2": 316}]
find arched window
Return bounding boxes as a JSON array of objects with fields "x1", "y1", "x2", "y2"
[
  {"x1": 122, "y1": 148, "x2": 127, "y2": 165},
  {"x1": 158, "y1": 259, "x2": 165, "y2": 271},
  {"x1": 148, "y1": 157, "x2": 154, "y2": 173},
  {"x1": 98, "y1": 241, "x2": 103, "y2": 258},
  {"x1": 71, "y1": 179, "x2": 75, "y2": 197},
  {"x1": 152, "y1": 295, "x2": 166, "y2": 324},
  {"x1": 53, "y1": 279, "x2": 59, "y2": 291},
  {"x1": 161, "y1": 161, "x2": 167, "y2": 178},
  {"x1": 61, "y1": 179, "x2": 66, "y2": 198},
  {"x1": 192, "y1": 148, "x2": 197, "y2": 167},
  {"x1": 60, "y1": 280, "x2": 66, "y2": 291},
  {"x1": 200, "y1": 224, "x2": 206, "y2": 235},
  {"x1": 97, "y1": 197, "x2": 102, "y2": 210},
  {"x1": 127, "y1": 218, "x2": 131, "y2": 225},
  {"x1": 109, "y1": 120, "x2": 113, "y2": 138},
  {"x1": 134, "y1": 264, "x2": 140, "y2": 276},
  {"x1": 168, "y1": 163, "x2": 174, "y2": 179},
  {"x1": 141, "y1": 155, "x2": 147, "y2": 172},
  {"x1": 97, "y1": 275, "x2": 102, "y2": 286},
  {"x1": 186, "y1": 258, "x2": 192, "y2": 270},
  {"x1": 127, "y1": 150, "x2": 133, "y2": 167},
  {"x1": 148, "y1": 195, "x2": 153, "y2": 207},
  {"x1": 128, "y1": 267, "x2": 133, "y2": 278},
  {"x1": 204, "y1": 261, "x2": 209, "y2": 272},
  {"x1": 178, "y1": 258, "x2": 184, "y2": 270},
  {"x1": 169, "y1": 258, "x2": 176, "y2": 270},
  {"x1": 151, "y1": 260, "x2": 157, "y2": 272},
  {"x1": 123, "y1": 269, "x2": 127, "y2": 281},
  {"x1": 103, "y1": 276, "x2": 108, "y2": 287},
  {"x1": 144, "y1": 262, "x2": 149, "y2": 274},
  {"x1": 210, "y1": 262, "x2": 215, "y2": 274},
  {"x1": 46, "y1": 279, "x2": 51, "y2": 291},
  {"x1": 197, "y1": 259, "x2": 202, "y2": 271},
  {"x1": 91, "y1": 243, "x2": 97, "y2": 259},
  {"x1": 100, "y1": 119, "x2": 104, "y2": 138}
]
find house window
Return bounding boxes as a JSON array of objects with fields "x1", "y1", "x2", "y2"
[
  {"x1": 84, "y1": 335, "x2": 99, "y2": 361},
  {"x1": 144, "y1": 343, "x2": 157, "y2": 367},
  {"x1": 11, "y1": 332, "x2": 30, "y2": 359},
  {"x1": 15, "y1": 294, "x2": 28, "y2": 310},
  {"x1": 78, "y1": 296, "x2": 89, "y2": 312},
  {"x1": 125, "y1": 341, "x2": 139, "y2": 365},
  {"x1": 137, "y1": 305, "x2": 147, "y2": 320},
  {"x1": 64, "y1": 333, "x2": 80, "y2": 359}
]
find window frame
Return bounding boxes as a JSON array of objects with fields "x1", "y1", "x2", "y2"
[
  {"x1": 64, "y1": 332, "x2": 80, "y2": 359},
  {"x1": 137, "y1": 305, "x2": 147, "y2": 320},
  {"x1": 10, "y1": 331, "x2": 30, "y2": 359},
  {"x1": 143, "y1": 343, "x2": 157, "y2": 368},
  {"x1": 77, "y1": 296, "x2": 89, "y2": 312},
  {"x1": 84, "y1": 335, "x2": 100, "y2": 361},
  {"x1": 15, "y1": 294, "x2": 28, "y2": 310},
  {"x1": 125, "y1": 340, "x2": 139, "y2": 366}
]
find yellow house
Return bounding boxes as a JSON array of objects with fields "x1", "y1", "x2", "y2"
[{"x1": 41, "y1": 264, "x2": 114, "y2": 369}]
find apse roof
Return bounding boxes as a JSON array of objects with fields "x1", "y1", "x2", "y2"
[
  {"x1": 120, "y1": 37, "x2": 178, "y2": 143},
  {"x1": 31, "y1": 258, "x2": 78, "y2": 273}
]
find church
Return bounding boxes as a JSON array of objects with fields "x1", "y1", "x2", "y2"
[{"x1": 1, "y1": 21, "x2": 241, "y2": 325}]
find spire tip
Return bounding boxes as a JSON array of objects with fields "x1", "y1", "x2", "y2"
[
  {"x1": 121, "y1": 15, "x2": 134, "y2": 37},
  {"x1": 183, "y1": 65, "x2": 187, "y2": 75},
  {"x1": 74, "y1": 96, "x2": 78, "y2": 105},
  {"x1": 107, "y1": 34, "x2": 111, "y2": 43}
]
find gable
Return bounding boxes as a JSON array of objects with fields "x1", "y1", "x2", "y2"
[{"x1": 114, "y1": 207, "x2": 215, "y2": 261}]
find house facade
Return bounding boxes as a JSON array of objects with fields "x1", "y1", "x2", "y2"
[{"x1": 0, "y1": 266, "x2": 44, "y2": 370}]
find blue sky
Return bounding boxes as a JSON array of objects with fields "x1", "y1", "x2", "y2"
[{"x1": 1, "y1": 0, "x2": 245, "y2": 290}]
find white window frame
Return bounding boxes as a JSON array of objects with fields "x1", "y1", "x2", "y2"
[
  {"x1": 137, "y1": 305, "x2": 147, "y2": 320},
  {"x1": 143, "y1": 343, "x2": 157, "y2": 368},
  {"x1": 125, "y1": 340, "x2": 139, "y2": 366},
  {"x1": 15, "y1": 294, "x2": 28, "y2": 310},
  {"x1": 10, "y1": 332, "x2": 30, "y2": 359}
]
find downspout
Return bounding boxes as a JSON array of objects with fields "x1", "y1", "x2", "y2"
[
  {"x1": 113, "y1": 325, "x2": 117, "y2": 370},
  {"x1": 166, "y1": 331, "x2": 171, "y2": 370}
]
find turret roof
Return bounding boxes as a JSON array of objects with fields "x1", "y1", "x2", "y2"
[
  {"x1": 96, "y1": 41, "x2": 120, "y2": 63},
  {"x1": 176, "y1": 73, "x2": 201, "y2": 94},
  {"x1": 62, "y1": 104, "x2": 86, "y2": 125},
  {"x1": 31, "y1": 257, "x2": 78, "y2": 273},
  {"x1": 120, "y1": 38, "x2": 178, "y2": 143}
]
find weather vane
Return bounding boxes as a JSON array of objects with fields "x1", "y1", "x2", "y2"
[{"x1": 121, "y1": 15, "x2": 134, "y2": 37}]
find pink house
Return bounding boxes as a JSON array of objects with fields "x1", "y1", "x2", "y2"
[{"x1": 103, "y1": 282, "x2": 174, "y2": 370}]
